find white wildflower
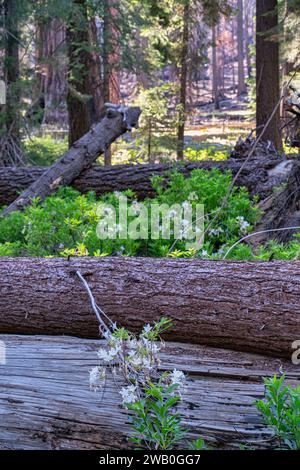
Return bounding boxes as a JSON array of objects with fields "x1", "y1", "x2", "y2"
[
  {"x1": 97, "y1": 345, "x2": 120, "y2": 362},
  {"x1": 89, "y1": 366, "x2": 106, "y2": 391},
  {"x1": 142, "y1": 357, "x2": 152, "y2": 369},
  {"x1": 128, "y1": 338, "x2": 138, "y2": 350},
  {"x1": 236, "y1": 216, "x2": 250, "y2": 234},
  {"x1": 169, "y1": 369, "x2": 186, "y2": 386},
  {"x1": 201, "y1": 250, "x2": 208, "y2": 257},
  {"x1": 143, "y1": 324, "x2": 152, "y2": 334},
  {"x1": 120, "y1": 385, "x2": 138, "y2": 405}
]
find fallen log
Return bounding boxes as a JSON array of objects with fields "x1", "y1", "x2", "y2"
[
  {"x1": 0, "y1": 156, "x2": 296, "y2": 207},
  {"x1": 0, "y1": 334, "x2": 299, "y2": 450},
  {"x1": 2, "y1": 106, "x2": 141, "y2": 216},
  {"x1": 0, "y1": 257, "x2": 299, "y2": 358}
]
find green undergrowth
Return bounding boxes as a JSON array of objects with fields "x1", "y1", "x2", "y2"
[{"x1": 0, "y1": 167, "x2": 299, "y2": 259}]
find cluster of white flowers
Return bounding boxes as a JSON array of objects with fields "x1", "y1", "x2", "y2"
[
  {"x1": 89, "y1": 318, "x2": 188, "y2": 415},
  {"x1": 163, "y1": 369, "x2": 186, "y2": 397},
  {"x1": 169, "y1": 369, "x2": 186, "y2": 387},
  {"x1": 119, "y1": 385, "x2": 138, "y2": 405},
  {"x1": 89, "y1": 366, "x2": 106, "y2": 392},
  {"x1": 236, "y1": 216, "x2": 250, "y2": 234}
]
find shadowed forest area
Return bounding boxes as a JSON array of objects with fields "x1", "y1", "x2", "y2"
[{"x1": 0, "y1": 0, "x2": 300, "y2": 455}]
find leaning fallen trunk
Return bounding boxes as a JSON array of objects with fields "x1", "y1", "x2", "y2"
[
  {"x1": 0, "y1": 334, "x2": 299, "y2": 450},
  {"x1": 0, "y1": 257, "x2": 299, "y2": 358},
  {"x1": 2, "y1": 106, "x2": 141, "y2": 216}
]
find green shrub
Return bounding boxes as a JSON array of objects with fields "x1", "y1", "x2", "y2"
[
  {"x1": 255, "y1": 375, "x2": 300, "y2": 450},
  {"x1": 0, "y1": 168, "x2": 276, "y2": 259}
]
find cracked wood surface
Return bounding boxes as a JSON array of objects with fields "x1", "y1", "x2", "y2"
[{"x1": 0, "y1": 335, "x2": 299, "y2": 450}]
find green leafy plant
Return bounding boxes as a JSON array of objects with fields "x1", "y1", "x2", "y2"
[
  {"x1": 89, "y1": 314, "x2": 204, "y2": 450},
  {"x1": 0, "y1": 168, "x2": 259, "y2": 259},
  {"x1": 127, "y1": 380, "x2": 187, "y2": 450},
  {"x1": 255, "y1": 374, "x2": 300, "y2": 450}
]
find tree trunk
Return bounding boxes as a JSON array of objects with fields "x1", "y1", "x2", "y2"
[
  {"x1": 0, "y1": 0, "x2": 23, "y2": 166},
  {"x1": 237, "y1": 0, "x2": 246, "y2": 95},
  {"x1": 0, "y1": 257, "x2": 299, "y2": 358},
  {"x1": 35, "y1": 18, "x2": 68, "y2": 127},
  {"x1": 212, "y1": 25, "x2": 220, "y2": 109},
  {"x1": 1, "y1": 334, "x2": 298, "y2": 450},
  {"x1": 2, "y1": 107, "x2": 141, "y2": 215},
  {"x1": 102, "y1": 0, "x2": 121, "y2": 166},
  {"x1": 256, "y1": 0, "x2": 282, "y2": 150},
  {"x1": 0, "y1": 156, "x2": 293, "y2": 205},
  {"x1": 0, "y1": 155, "x2": 299, "y2": 213},
  {"x1": 177, "y1": 1, "x2": 189, "y2": 161},
  {"x1": 66, "y1": 0, "x2": 104, "y2": 147},
  {"x1": 245, "y1": 0, "x2": 252, "y2": 78}
]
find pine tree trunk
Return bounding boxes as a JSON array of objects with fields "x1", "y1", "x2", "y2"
[
  {"x1": 237, "y1": 0, "x2": 246, "y2": 95},
  {"x1": 1, "y1": 0, "x2": 23, "y2": 166},
  {"x1": 245, "y1": 0, "x2": 252, "y2": 77},
  {"x1": 212, "y1": 26, "x2": 220, "y2": 109},
  {"x1": 256, "y1": 0, "x2": 282, "y2": 150},
  {"x1": 177, "y1": 1, "x2": 189, "y2": 161},
  {"x1": 36, "y1": 18, "x2": 68, "y2": 126},
  {"x1": 66, "y1": 0, "x2": 104, "y2": 147}
]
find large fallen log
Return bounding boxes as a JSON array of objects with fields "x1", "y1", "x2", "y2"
[
  {"x1": 2, "y1": 157, "x2": 300, "y2": 244},
  {"x1": 0, "y1": 156, "x2": 297, "y2": 207},
  {"x1": 0, "y1": 335, "x2": 299, "y2": 450},
  {"x1": 2, "y1": 106, "x2": 141, "y2": 216},
  {"x1": 0, "y1": 257, "x2": 299, "y2": 358}
]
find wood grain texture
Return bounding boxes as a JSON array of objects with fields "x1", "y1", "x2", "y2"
[
  {"x1": 0, "y1": 335, "x2": 299, "y2": 450},
  {"x1": 0, "y1": 257, "x2": 299, "y2": 357}
]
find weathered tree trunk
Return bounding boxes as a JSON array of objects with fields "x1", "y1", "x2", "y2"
[
  {"x1": 2, "y1": 107, "x2": 141, "y2": 215},
  {"x1": 0, "y1": 257, "x2": 299, "y2": 358},
  {"x1": 0, "y1": 334, "x2": 299, "y2": 450},
  {"x1": 256, "y1": 0, "x2": 282, "y2": 150},
  {"x1": 177, "y1": 0, "x2": 189, "y2": 161},
  {"x1": 237, "y1": 0, "x2": 246, "y2": 95}
]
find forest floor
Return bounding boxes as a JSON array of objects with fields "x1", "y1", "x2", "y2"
[{"x1": 185, "y1": 94, "x2": 254, "y2": 147}]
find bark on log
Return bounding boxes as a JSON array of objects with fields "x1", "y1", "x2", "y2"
[
  {"x1": 0, "y1": 257, "x2": 299, "y2": 358},
  {"x1": 2, "y1": 107, "x2": 141, "y2": 216},
  {"x1": 0, "y1": 156, "x2": 298, "y2": 206},
  {"x1": 0, "y1": 335, "x2": 299, "y2": 450}
]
